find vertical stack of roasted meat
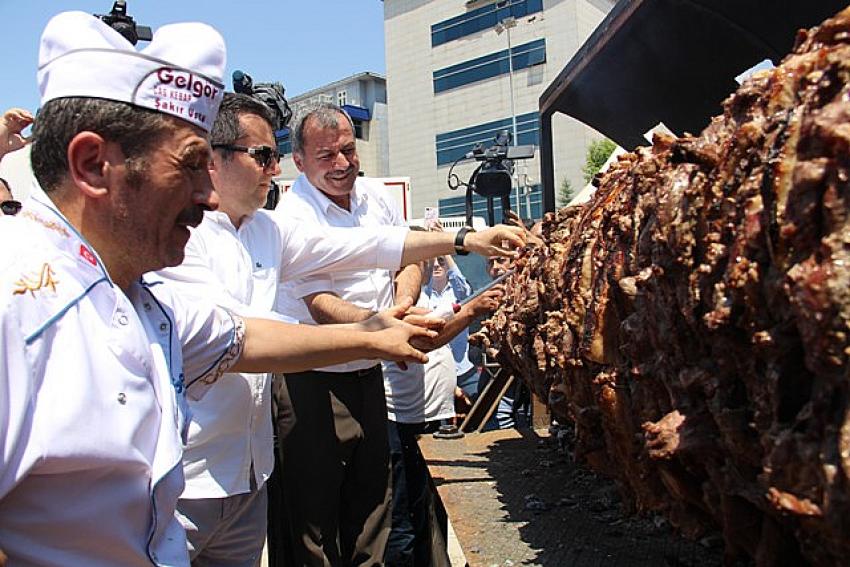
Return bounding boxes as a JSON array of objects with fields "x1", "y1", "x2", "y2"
[{"x1": 474, "y1": 7, "x2": 850, "y2": 565}]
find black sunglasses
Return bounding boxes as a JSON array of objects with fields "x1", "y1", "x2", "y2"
[
  {"x1": 212, "y1": 144, "x2": 280, "y2": 169},
  {"x1": 1, "y1": 200, "x2": 21, "y2": 216}
]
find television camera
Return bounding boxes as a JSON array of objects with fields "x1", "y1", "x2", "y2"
[
  {"x1": 94, "y1": 1, "x2": 152, "y2": 46},
  {"x1": 232, "y1": 70, "x2": 293, "y2": 133},
  {"x1": 447, "y1": 130, "x2": 535, "y2": 227}
]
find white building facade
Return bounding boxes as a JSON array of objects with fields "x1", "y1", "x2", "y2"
[
  {"x1": 276, "y1": 72, "x2": 390, "y2": 180},
  {"x1": 383, "y1": 0, "x2": 614, "y2": 221}
]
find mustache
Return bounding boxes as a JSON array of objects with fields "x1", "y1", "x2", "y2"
[
  {"x1": 328, "y1": 166, "x2": 355, "y2": 178},
  {"x1": 176, "y1": 205, "x2": 206, "y2": 228}
]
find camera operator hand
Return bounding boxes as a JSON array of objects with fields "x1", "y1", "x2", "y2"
[
  {"x1": 0, "y1": 108, "x2": 34, "y2": 161},
  {"x1": 464, "y1": 224, "x2": 526, "y2": 257}
]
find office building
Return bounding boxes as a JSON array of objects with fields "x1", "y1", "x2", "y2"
[{"x1": 383, "y1": 0, "x2": 614, "y2": 221}]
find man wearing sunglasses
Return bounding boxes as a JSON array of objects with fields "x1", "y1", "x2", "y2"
[
  {"x1": 0, "y1": 108, "x2": 33, "y2": 217},
  {"x1": 0, "y1": 178, "x2": 21, "y2": 216},
  {"x1": 153, "y1": 93, "x2": 527, "y2": 565}
]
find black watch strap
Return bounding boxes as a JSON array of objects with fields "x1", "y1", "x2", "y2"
[{"x1": 454, "y1": 226, "x2": 474, "y2": 256}]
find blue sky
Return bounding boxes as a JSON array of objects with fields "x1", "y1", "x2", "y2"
[{"x1": 0, "y1": 0, "x2": 387, "y2": 114}]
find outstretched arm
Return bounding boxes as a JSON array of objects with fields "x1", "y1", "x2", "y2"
[
  {"x1": 400, "y1": 225, "x2": 526, "y2": 265},
  {"x1": 412, "y1": 287, "x2": 503, "y2": 351},
  {"x1": 231, "y1": 301, "x2": 433, "y2": 374}
]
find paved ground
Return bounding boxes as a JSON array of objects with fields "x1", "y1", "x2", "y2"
[{"x1": 420, "y1": 427, "x2": 725, "y2": 567}]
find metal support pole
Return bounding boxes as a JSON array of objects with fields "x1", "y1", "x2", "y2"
[{"x1": 505, "y1": 19, "x2": 521, "y2": 217}]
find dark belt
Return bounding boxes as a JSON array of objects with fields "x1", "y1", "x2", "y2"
[{"x1": 310, "y1": 364, "x2": 382, "y2": 378}]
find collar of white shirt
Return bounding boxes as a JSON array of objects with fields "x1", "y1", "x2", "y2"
[
  {"x1": 205, "y1": 208, "x2": 258, "y2": 231},
  {"x1": 295, "y1": 174, "x2": 369, "y2": 216}
]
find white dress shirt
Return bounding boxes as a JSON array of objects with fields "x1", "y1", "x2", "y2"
[
  {"x1": 383, "y1": 293, "x2": 456, "y2": 424},
  {"x1": 0, "y1": 192, "x2": 243, "y2": 567},
  {"x1": 153, "y1": 207, "x2": 410, "y2": 498},
  {"x1": 274, "y1": 175, "x2": 406, "y2": 373}
]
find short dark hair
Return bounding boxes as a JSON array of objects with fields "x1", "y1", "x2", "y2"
[
  {"x1": 291, "y1": 103, "x2": 354, "y2": 156},
  {"x1": 31, "y1": 98, "x2": 172, "y2": 192},
  {"x1": 210, "y1": 93, "x2": 276, "y2": 158}
]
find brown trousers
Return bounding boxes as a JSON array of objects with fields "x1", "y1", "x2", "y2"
[{"x1": 270, "y1": 366, "x2": 392, "y2": 567}]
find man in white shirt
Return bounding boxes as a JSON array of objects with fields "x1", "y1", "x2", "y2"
[
  {"x1": 272, "y1": 104, "x2": 521, "y2": 566},
  {"x1": 272, "y1": 105, "x2": 419, "y2": 565},
  {"x1": 156, "y1": 93, "x2": 439, "y2": 566},
  {"x1": 0, "y1": 13, "x2": 519, "y2": 567}
]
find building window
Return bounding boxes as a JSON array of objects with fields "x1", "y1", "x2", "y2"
[
  {"x1": 433, "y1": 39, "x2": 545, "y2": 94},
  {"x1": 337, "y1": 90, "x2": 347, "y2": 107},
  {"x1": 352, "y1": 119, "x2": 365, "y2": 140},
  {"x1": 435, "y1": 112, "x2": 540, "y2": 166},
  {"x1": 438, "y1": 184, "x2": 543, "y2": 220},
  {"x1": 277, "y1": 127, "x2": 292, "y2": 156},
  {"x1": 431, "y1": 0, "x2": 543, "y2": 47}
]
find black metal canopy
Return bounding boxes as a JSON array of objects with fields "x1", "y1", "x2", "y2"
[{"x1": 540, "y1": 0, "x2": 850, "y2": 213}]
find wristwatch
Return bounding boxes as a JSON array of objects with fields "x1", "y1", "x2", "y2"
[{"x1": 454, "y1": 226, "x2": 475, "y2": 256}]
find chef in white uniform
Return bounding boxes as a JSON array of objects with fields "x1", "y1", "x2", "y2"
[{"x1": 0, "y1": 12, "x2": 440, "y2": 567}]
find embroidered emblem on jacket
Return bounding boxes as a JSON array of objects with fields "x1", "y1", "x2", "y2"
[
  {"x1": 20, "y1": 211, "x2": 70, "y2": 238},
  {"x1": 14, "y1": 264, "x2": 59, "y2": 297}
]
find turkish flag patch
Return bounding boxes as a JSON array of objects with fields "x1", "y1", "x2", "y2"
[{"x1": 79, "y1": 244, "x2": 97, "y2": 266}]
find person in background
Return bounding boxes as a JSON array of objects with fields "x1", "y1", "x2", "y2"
[
  {"x1": 0, "y1": 108, "x2": 33, "y2": 217},
  {"x1": 383, "y1": 239, "x2": 503, "y2": 566},
  {"x1": 480, "y1": 254, "x2": 526, "y2": 430},
  {"x1": 0, "y1": 108, "x2": 33, "y2": 164},
  {"x1": 0, "y1": 178, "x2": 20, "y2": 216},
  {"x1": 421, "y1": 222, "x2": 476, "y2": 438}
]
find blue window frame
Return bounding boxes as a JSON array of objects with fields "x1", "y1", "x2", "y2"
[
  {"x1": 436, "y1": 112, "x2": 539, "y2": 166},
  {"x1": 433, "y1": 39, "x2": 545, "y2": 94},
  {"x1": 438, "y1": 184, "x2": 543, "y2": 221},
  {"x1": 431, "y1": 0, "x2": 544, "y2": 47},
  {"x1": 276, "y1": 128, "x2": 291, "y2": 156}
]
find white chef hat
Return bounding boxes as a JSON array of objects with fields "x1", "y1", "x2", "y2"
[{"x1": 37, "y1": 11, "x2": 226, "y2": 132}]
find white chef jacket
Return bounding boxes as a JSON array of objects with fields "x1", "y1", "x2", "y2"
[
  {"x1": 153, "y1": 207, "x2": 409, "y2": 498},
  {"x1": 274, "y1": 175, "x2": 406, "y2": 373},
  {"x1": 383, "y1": 293, "x2": 456, "y2": 424},
  {"x1": 0, "y1": 192, "x2": 244, "y2": 567}
]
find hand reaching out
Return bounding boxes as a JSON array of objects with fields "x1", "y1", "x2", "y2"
[
  {"x1": 0, "y1": 108, "x2": 34, "y2": 160},
  {"x1": 505, "y1": 210, "x2": 544, "y2": 247},
  {"x1": 466, "y1": 286, "x2": 504, "y2": 318},
  {"x1": 360, "y1": 299, "x2": 445, "y2": 333},
  {"x1": 464, "y1": 224, "x2": 526, "y2": 257},
  {"x1": 369, "y1": 318, "x2": 436, "y2": 366}
]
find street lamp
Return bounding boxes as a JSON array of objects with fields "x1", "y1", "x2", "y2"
[{"x1": 495, "y1": 16, "x2": 523, "y2": 219}]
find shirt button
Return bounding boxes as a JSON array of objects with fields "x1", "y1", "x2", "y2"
[
  {"x1": 159, "y1": 323, "x2": 168, "y2": 333},
  {"x1": 117, "y1": 314, "x2": 129, "y2": 326},
  {"x1": 144, "y1": 303, "x2": 152, "y2": 311}
]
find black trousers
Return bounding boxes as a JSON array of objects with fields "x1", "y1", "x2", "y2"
[
  {"x1": 271, "y1": 366, "x2": 392, "y2": 567},
  {"x1": 385, "y1": 421, "x2": 452, "y2": 567}
]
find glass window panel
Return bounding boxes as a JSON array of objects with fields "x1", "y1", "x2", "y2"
[
  {"x1": 431, "y1": 0, "x2": 544, "y2": 47},
  {"x1": 436, "y1": 112, "x2": 540, "y2": 166}
]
